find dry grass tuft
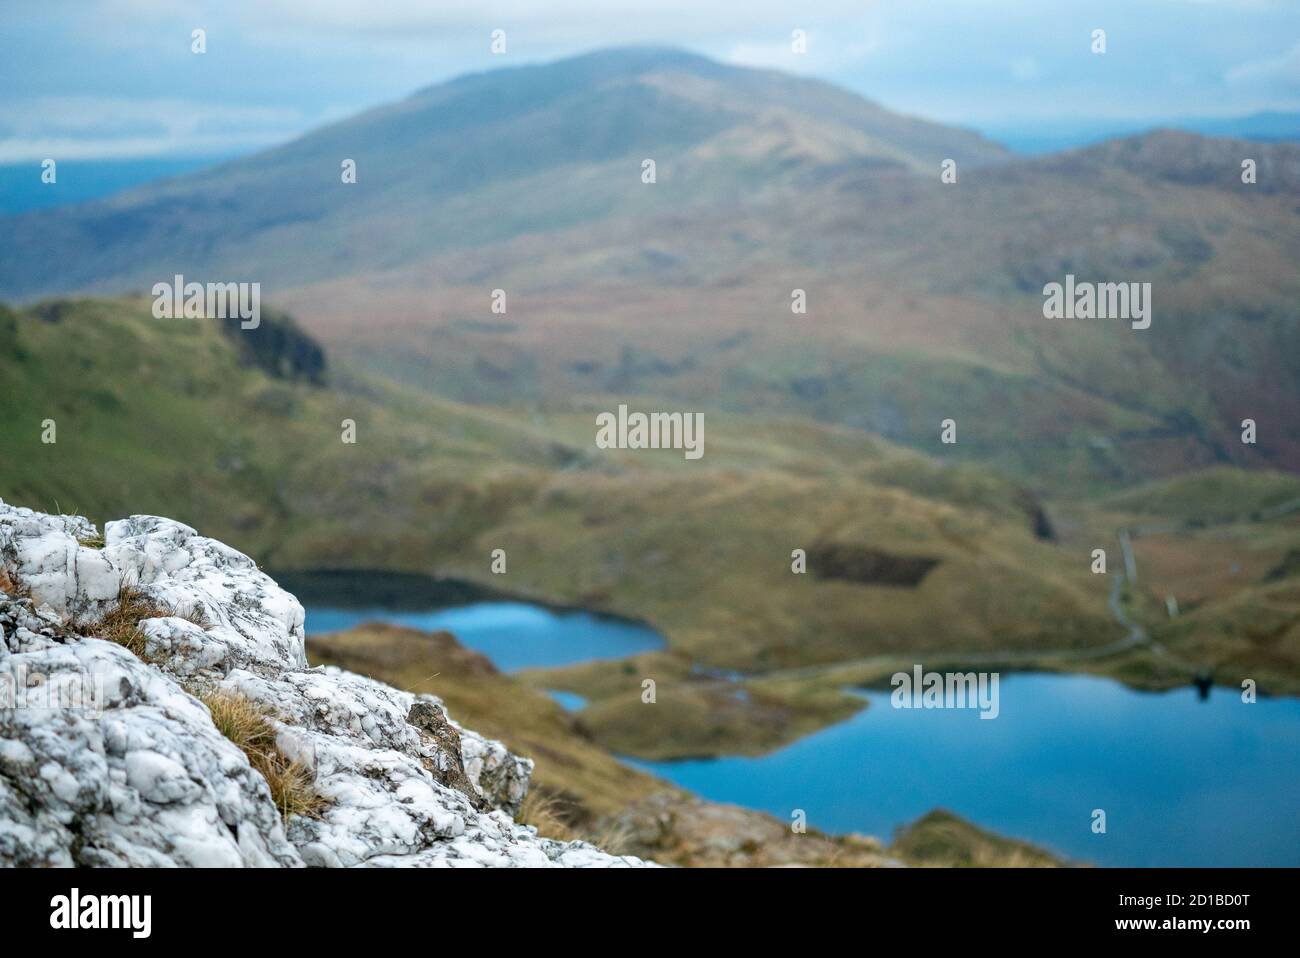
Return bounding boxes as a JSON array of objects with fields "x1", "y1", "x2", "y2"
[
  {"x1": 588, "y1": 818, "x2": 636, "y2": 857},
  {"x1": 518, "y1": 789, "x2": 581, "y2": 843},
  {"x1": 519, "y1": 789, "x2": 636, "y2": 855},
  {"x1": 199, "y1": 689, "x2": 327, "y2": 822},
  {"x1": 87, "y1": 582, "x2": 172, "y2": 656},
  {"x1": 83, "y1": 581, "x2": 210, "y2": 657}
]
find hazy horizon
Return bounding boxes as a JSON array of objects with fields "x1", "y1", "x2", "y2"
[
  {"x1": 4, "y1": 0, "x2": 1298, "y2": 165},
  {"x1": 3, "y1": 38, "x2": 1299, "y2": 215}
]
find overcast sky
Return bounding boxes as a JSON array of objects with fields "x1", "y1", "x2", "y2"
[{"x1": 1, "y1": 0, "x2": 1297, "y2": 161}]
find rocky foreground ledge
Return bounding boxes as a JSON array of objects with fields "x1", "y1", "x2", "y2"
[{"x1": 0, "y1": 500, "x2": 651, "y2": 867}]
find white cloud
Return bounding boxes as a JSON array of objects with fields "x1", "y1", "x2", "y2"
[
  {"x1": 1226, "y1": 40, "x2": 1300, "y2": 93},
  {"x1": 89, "y1": 0, "x2": 875, "y2": 46},
  {"x1": 725, "y1": 32, "x2": 880, "y2": 75}
]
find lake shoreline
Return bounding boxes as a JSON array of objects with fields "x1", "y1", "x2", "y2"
[
  {"x1": 274, "y1": 567, "x2": 662, "y2": 630},
  {"x1": 288, "y1": 566, "x2": 1298, "y2": 765}
]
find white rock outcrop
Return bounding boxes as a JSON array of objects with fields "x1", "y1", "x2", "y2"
[{"x1": 0, "y1": 500, "x2": 651, "y2": 867}]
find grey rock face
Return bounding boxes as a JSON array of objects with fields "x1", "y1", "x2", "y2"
[{"x1": 0, "y1": 500, "x2": 652, "y2": 868}]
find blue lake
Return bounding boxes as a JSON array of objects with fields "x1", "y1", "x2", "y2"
[
  {"x1": 301, "y1": 589, "x2": 1300, "y2": 867},
  {"x1": 305, "y1": 601, "x2": 664, "y2": 672},
  {"x1": 630, "y1": 673, "x2": 1300, "y2": 867},
  {"x1": 546, "y1": 690, "x2": 589, "y2": 711}
]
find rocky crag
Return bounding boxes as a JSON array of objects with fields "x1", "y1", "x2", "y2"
[{"x1": 0, "y1": 500, "x2": 651, "y2": 867}]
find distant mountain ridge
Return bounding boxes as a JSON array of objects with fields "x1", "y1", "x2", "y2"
[
  {"x1": 1061, "y1": 128, "x2": 1300, "y2": 194},
  {"x1": 984, "y1": 111, "x2": 1300, "y2": 155},
  {"x1": 0, "y1": 46, "x2": 1007, "y2": 301}
]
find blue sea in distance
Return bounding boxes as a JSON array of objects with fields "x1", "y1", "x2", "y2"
[{"x1": 0, "y1": 156, "x2": 231, "y2": 214}]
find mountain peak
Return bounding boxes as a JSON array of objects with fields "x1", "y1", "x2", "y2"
[
  {"x1": 0, "y1": 48, "x2": 1007, "y2": 300},
  {"x1": 416, "y1": 45, "x2": 730, "y2": 93},
  {"x1": 520, "y1": 44, "x2": 727, "y2": 76}
]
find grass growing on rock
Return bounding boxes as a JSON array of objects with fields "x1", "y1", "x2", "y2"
[
  {"x1": 518, "y1": 788, "x2": 635, "y2": 854},
  {"x1": 84, "y1": 582, "x2": 207, "y2": 658},
  {"x1": 199, "y1": 689, "x2": 327, "y2": 822},
  {"x1": 69, "y1": 579, "x2": 326, "y2": 823},
  {"x1": 518, "y1": 789, "x2": 581, "y2": 842},
  {"x1": 87, "y1": 583, "x2": 174, "y2": 657}
]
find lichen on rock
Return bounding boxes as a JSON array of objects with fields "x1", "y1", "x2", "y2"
[{"x1": 0, "y1": 499, "x2": 652, "y2": 868}]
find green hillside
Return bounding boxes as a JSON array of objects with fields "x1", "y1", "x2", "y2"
[
  {"x1": 8, "y1": 295, "x2": 1296, "y2": 755},
  {"x1": 1, "y1": 296, "x2": 1146, "y2": 746},
  {"x1": 1100, "y1": 467, "x2": 1300, "y2": 526}
]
